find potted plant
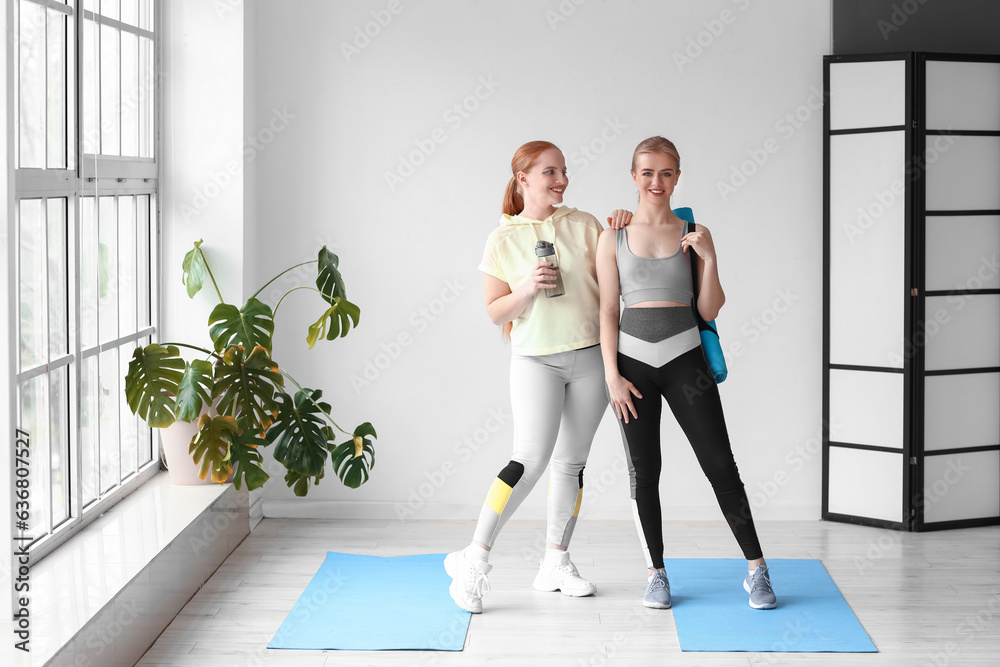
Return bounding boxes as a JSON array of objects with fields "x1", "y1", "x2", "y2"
[{"x1": 124, "y1": 240, "x2": 376, "y2": 495}]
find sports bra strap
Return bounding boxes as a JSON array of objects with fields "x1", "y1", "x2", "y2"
[{"x1": 616, "y1": 227, "x2": 694, "y2": 307}]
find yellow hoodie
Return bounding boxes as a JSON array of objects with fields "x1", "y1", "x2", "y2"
[{"x1": 478, "y1": 206, "x2": 602, "y2": 356}]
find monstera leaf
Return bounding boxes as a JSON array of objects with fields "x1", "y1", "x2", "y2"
[
  {"x1": 125, "y1": 240, "x2": 379, "y2": 494},
  {"x1": 227, "y1": 429, "x2": 270, "y2": 491},
  {"x1": 213, "y1": 345, "x2": 284, "y2": 432},
  {"x1": 181, "y1": 239, "x2": 208, "y2": 298},
  {"x1": 316, "y1": 246, "x2": 347, "y2": 304},
  {"x1": 306, "y1": 297, "x2": 361, "y2": 348},
  {"x1": 173, "y1": 359, "x2": 214, "y2": 422},
  {"x1": 208, "y1": 298, "x2": 275, "y2": 354},
  {"x1": 125, "y1": 344, "x2": 185, "y2": 428},
  {"x1": 330, "y1": 422, "x2": 377, "y2": 489},
  {"x1": 267, "y1": 389, "x2": 333, "y2": 482},
  {"x1": 189, "y1": 413, "x2": 240, "y2": 483},
  {"x1": 284, "y1": 467, "x2": 326, "y2": 497}
]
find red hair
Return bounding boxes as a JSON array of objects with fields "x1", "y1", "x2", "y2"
[
  {"x1": 500, "y1": 141, "x2": 561, "y2": 340},
  {"x1": 502, "y1": 140, "x2": 560, "y2": 216}
]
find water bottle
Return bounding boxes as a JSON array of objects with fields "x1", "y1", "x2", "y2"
[{"x1": 534, "y1": 241, "x2": 565, "y2": 298}]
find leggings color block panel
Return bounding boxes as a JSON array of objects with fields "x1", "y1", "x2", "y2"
[
  {"x1": 615, "y1": 307, "x2": 763, "y2": 570},
  {"x1": 473, "y1": 345, "x2": 607, "y2": 549}
]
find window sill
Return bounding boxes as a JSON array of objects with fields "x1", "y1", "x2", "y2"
[{"x1": 10, "y1": 472, "x2": 249, "y2": 667}]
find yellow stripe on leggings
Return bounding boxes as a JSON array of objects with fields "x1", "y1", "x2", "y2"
[
  {"x1": 485, "y1": 478, "x2": 514, "y2": 515},
  {"x1": 572, "y1": 489, "x2": 583, "y2": 517}
]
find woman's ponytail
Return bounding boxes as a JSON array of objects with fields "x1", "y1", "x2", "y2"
[
  {"x1": 501, "y1": 140, "x2": 559, "y2": 217},
  {"x1": 502, "y1": 177, "x2": 523, "y2": 216}
]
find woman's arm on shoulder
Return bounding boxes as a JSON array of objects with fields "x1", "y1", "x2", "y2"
[{"x1": 606, "y1": 209, "x2": 633, "y2": 230}]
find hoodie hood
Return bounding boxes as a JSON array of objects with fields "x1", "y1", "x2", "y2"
[{"x1": 500, "y1": 205, "x2": 576, "y2": 226}]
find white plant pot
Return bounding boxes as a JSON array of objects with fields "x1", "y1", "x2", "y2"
[{"x1": 159, "y1": 401, "x2": 226, "y2": 485}]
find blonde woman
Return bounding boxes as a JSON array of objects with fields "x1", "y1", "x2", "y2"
[{"x1": 597, "y1": 136, "x2": 776, "y2": 610}]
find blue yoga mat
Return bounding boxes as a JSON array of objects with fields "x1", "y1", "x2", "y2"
[
  {"x1": 665, "y1": 558, "x2": 877, "y2": 652},
  {"x1": 268, "y1": 552, "x2": 471, "y2": 651}
]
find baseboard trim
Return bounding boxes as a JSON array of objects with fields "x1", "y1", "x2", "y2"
[
  {"x1": 261, "y1": 499, "x2": 819, "y2": 522},
  {"x1": 249, "y1": 492, "x2": 265, "y2": 531}
]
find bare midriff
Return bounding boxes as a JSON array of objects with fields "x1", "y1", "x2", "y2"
[{"x1": 626, "y1": 301, "x2": 688, "y2": 308}]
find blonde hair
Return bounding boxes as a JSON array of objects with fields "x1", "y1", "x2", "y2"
[
  {"x1": 502, "y1": 140, "x2": 560, "y2": 216},
  {"x1": 631, "y1": 136, "x2": 681, "y2": 172}
]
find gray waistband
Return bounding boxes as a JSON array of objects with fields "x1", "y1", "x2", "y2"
[{"x1": 620, "y1": 306, "x2": 698, "y2": 343}]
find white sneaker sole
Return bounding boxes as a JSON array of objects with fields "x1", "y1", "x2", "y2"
[
  {"x1": 532, "y1": 574, "x2": 597, "y2": 597},
  {"x1": 642, "y1": 598, "x2": 671, "y2": 609},
  {"x1": 444, "y1": 552, "x2": 482, "y2": 614}
]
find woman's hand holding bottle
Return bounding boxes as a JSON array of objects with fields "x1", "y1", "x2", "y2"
[{"x1": 521, "y1": 261, "x2": 559, "y2": 297}]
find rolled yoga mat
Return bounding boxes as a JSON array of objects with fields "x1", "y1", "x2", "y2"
[
  {"x1": 664, "y1": 558, "x2": 877, "y2": 653},
  {"x1": 268, "y1": 552, "x2": 471, "y2": 651}
]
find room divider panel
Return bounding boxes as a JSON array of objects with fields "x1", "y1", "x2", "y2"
[{"x1": 823, "y1": 52, "x2": 1000, "y2": 531}]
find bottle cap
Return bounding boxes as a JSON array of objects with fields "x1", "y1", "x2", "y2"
[{"x1": 535, "y1": 241, "x2": 555, "y2": 257}]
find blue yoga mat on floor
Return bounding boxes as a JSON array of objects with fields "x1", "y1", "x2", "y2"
[
  {"x1": 665, "y1": 558, "x2": 877, "y2": 652},
  {"x1": 268, "y1": 552, "x2": 470, "y2": 651}
]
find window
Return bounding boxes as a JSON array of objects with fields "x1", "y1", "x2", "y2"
[{"x1": 12, "y1": 0, "x2": 159, "y2": 560}]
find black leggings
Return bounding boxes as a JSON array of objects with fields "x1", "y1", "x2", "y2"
[{"x1": 617, "y1": 345, "x2": 763, "y2": 570}]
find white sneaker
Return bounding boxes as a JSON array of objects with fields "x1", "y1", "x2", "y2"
[
  {"x1": 532, "y1": 552, "x2": 597, "y2": 597},
  {"x1": 444, "y1": 550, "x2": 492, "y2": 613}
]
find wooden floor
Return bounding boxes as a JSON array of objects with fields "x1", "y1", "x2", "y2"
[{"x1": 136, "y1": 518, "x2": 1000, "y2": 666}]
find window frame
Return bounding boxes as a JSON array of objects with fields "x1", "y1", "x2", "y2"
[{"x1": 9, "y1": 0, "x2": 162, "y2": 564}]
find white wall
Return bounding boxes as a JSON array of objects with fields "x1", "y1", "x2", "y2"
[
  {"x1": 161, "y1": 0, "x2": 246, "y2": 347},
  {"x1": 161, "y1": 0, "x2": 262, "y2": 517},
  {"x1": 248, "y1": 0, "x2": 831, "y2": 522}
]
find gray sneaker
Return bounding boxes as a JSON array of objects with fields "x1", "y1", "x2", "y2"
[
  {"x1": 744, "y1": 564, "x2": 777, "y2": 609},
  {"x1": 643, "y1": 569, "x2": 671, "y2": 609}
]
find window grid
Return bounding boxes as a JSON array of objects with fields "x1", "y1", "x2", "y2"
[
  {"x1": 82, "y1": 4, "x2": 155, "y2": 159},
  {"x1": 12, "y1": 0, "x2": 159, "y2": 562}
]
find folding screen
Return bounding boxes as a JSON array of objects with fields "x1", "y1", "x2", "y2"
[{"x1": 823, "y1": 53, "x2": 1000, "y2": 531}]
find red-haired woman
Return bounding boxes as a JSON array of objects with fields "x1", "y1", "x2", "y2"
[
  {"x1": 597, "y1": 136, "x2": 776, "y2": 610},
  {"x1": 445, "y1": 141, "x2": 626, "y2": 613}
]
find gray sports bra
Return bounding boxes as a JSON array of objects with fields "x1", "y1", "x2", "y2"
[{"x1": 616, "y1": 227, "x2": 694, "y2": 307}]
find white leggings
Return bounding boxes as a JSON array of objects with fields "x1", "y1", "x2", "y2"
[{"x1": 473, "y1": 345, "x2": 608, "y2": 548}]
